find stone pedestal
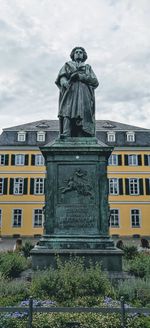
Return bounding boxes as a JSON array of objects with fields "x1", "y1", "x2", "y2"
[{"x1": 31, "y1": 137, "x2": 123, "y2": 271}]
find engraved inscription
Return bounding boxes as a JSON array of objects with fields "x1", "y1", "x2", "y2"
[{"x1": 55, "y1": 207, "x2": 97, "y2": 230}]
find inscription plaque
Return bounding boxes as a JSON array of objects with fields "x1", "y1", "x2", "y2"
[
  {"x1": 55, "y1": 206, "x2": 98, "y2": 234},
  {"x1": 55, "y1": 164, "x2": 99, "y2": 234}
]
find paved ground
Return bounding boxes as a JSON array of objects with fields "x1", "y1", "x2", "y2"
[
  {"x1": 0, "y1": 236, "x2": 146, "y2": 252},
  {"x1": 0, "y1": 238, "x2": 39, "y2": 252}
]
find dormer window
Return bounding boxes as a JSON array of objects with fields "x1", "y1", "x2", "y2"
[
  {"x1": 107, "y1": 131, "x2": 116, "y2": 142},
  {"x1": 126, "y1": 131, "x2": 135, "y2": 142},
  {"x1": 17, "y1": 131, "x2": 26, "y2": 142},
  {"x1": 37, "y1": 131, "x2": 46, "y2": 142},
  {"x1": 36, "y1": 121, "x2": 50, "y2": 128},
  {"x1": 102, "y1": 122, "x2": 116, "y2": 129}
]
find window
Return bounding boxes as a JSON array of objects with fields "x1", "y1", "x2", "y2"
[
  {"x1": 12, "y1": 209, "x2": 22, "y2": 227},
  {"x1": 144, "y1": 154, "x2": 150, "y2": 166},
  {"x1": 14, "y1": 178, "x2": 24, "y2": 195},
  {"x1": 0, "y1": 178, "x2": 4, "y2": 194},
  {"x1": 9, "y1": 178, "x2": 28, "y2": 195},
  {"x1": 107, "y1": 132, "x2": 116, "y2": 142},
  {"x1": 37, "y1": 131, "x2": 45, "y2": 142},
  {"x1": 125, "y1": 178, "x2": 143, "y2": 195},
  {"x1": 15, "y1": 154, "x2": 25, "y2": 165},
  {"x1": 17, "y1": 131, "x2": 26, "y2": 142},
  {"x1": 35, "y1": 154, "x2": 45, "y2": 166},
  {"x1": 0, "y1": 178, "x2": 7, "y2": 194},
  {"x1": 110, "y1": 209, "x2": 120, "y2": 227},
  {"x1": 11, "y1": 154, "x2": 28, "y2": 166},
  {"x1": 108, "y1": 154, "x2": 118, "y2": 166},
  {"x1": 33, "y1": 209, "x2": 43, "y2": 227},
  {"x1": 34, "y1": 178, "x2": 44, "y2": 194},
  {"x1": 131, "y1": 209, "x2": 141, "y2": 228},
  {"x1": 128, "y1": 155, "x2": 138, "y2": 166},
  {"x1": 124, "y1": 154, "x2": 142, "y2": 166},
  {"x1": 126, "y1": 132, "x2": 135, "y2": 142},
  {"x1": 109, "y1": 178, "x2": 119, "y2": 195},
  {"x1": 0, "y1": 155, "x2": 5, "y2": 165},
  {"x1": 0, "y1": 154, "x2": 9, "y2": 165},
  {"x1": 145, "y1": 179, "x2": 150, "y2": 195},
  {"x1": 129, "y1": 178, "x2": 139, "y2": 195},
  {"x1": 0, "y1": 209, "x2": 2, "y2": 228}
]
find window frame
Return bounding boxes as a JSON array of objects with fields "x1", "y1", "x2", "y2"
[
  {"x1": 34, "y1": 178, "x2": 44, "y2": 195},
  {"x1": 33, "y1": 208, "x2": 43, "y2": 228},
  {"x1": 129, "y1": 178, "x2": 139, "y2": 195},
  {"x1": 0, "y1": 178, "x2": 4, "y2": 194},
  {"x1": 108, "y1": 154, "x2": 118, "y2": 166},
  {"x1": 131, "y1": 208, "x2": 141, "y2": 228},
  {"x1": 17, "y1": 131, "x2": 26, "y2": 142},
  {"x1": 13, "y1": 178, "x2": 24, "y2": 195},
  {"x1": 0, "y1": 154, "x2": 5, "y2": 165},
  {"x1": 109, "y1": 178, "x2": 119, "y2": 195},
  {"x1": 145, "y1": 178, "x2": 150, "y2": 195},
  {"x1": 128, "y1": 154, "x2": 138, "y2": 166},
  {"x1": 126, "y1": 132, "x2": 135, "y2": 142},
  {"x1": 109, "y1": 209, "x2": 120, "y2": 228},
  {"x1": 15, "y1": 154, "x2": 25, "y2": 166},
  {"x1": 12, "y1": 208, "x2": 23, "y2": 228},
  {"x1": 147, "y1": 155, "x2": 150, "y2": 165},
  {"x1": 0, "y1": 209, "x2": 2, "y2": 228},
  {"x1": 107, "y1": 132, "x2": 116, "y2": 142},
  {"x1": 37, "y1": 131, "x2": 46, "y2": 142},
  {"x1": 35, "y1": 154, "x2": 45, "y2": 166}
]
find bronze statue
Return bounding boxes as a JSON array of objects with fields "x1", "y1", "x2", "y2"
[{"x1": 55, "y1": 47, "x2": 99, "y2": 137}]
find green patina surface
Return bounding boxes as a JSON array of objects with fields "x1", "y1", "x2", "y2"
[{"x1": 31, "y1": 137, "x2": 123, "y2": 271}]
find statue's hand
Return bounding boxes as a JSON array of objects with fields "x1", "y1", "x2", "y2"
[
  {"x1": 78, "y1": 74, "x2": 88, "y2": 83},
  {"x1": 70, "y1": 72, "x2": 79, "y2": 81},
  {"x1": 61, "y1": 80, "x2": 70, "y2": 89}
]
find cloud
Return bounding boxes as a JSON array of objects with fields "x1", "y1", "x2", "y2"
[{"x1": 0, "y1": 0, "x2": 150, "y2": 132}]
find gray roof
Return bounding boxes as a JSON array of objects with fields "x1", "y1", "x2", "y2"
[
  {"x1": 3, "y1": 119, "x2": 149, "y2": 132},
  {"x1": 0, "y1": 120, "x2": 149, "y2": 147},
  {"x1": 3, "y1": 120, "x2": 59, "y2": 132}
]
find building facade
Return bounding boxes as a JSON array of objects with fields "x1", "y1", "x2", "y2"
[{"x1": 0, "y1": 120, "x2": 149, "y2": 237}]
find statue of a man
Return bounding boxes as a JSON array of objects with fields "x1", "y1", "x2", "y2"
[{"x1": 55, "y1": 47, "x2": 99, "y2": 137}]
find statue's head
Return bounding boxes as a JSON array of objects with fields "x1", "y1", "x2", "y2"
[{"x1": 70, "y1": 47, "x2": 87, "y2": 62}]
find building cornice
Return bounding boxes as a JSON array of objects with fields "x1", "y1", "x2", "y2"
[
  {"x1": 109, "y1": 201, "x2": 150, "y2": 204},
  {"x1": 0, "y1": 146, "x2": 40, "y2": 150},
  {"x1": 0, "y1": 171, "x2": 46, "y2": 174},
  {"x1": 114, "y1": 147, "x2": 150, "y2": 151},
  {"x1": 108, "y1": 171, "x2": 150, "y2": 175}
]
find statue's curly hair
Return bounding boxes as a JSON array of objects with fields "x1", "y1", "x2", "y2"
[{"x1": 70, "y1": 47, "x2": 88, "y2": 62}]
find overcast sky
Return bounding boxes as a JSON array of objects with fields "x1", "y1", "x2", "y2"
[{"x1": 0, "y1": 0, "x2": 150, "y2": 132}]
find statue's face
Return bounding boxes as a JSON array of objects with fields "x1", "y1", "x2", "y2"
[{"x1": 73, "y1": 48, "x2": 84, "y2": 62}]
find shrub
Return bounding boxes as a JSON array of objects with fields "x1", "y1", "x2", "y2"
[
  {"x1": 117, "y1": 277, "x2": 150, "y2": 306},
  {"x1": 30, "y1": 257, "x2": 113, "y2": 304},
  {"x1": 0, "y1": 252, "x2": 29, "y2": 278},
  {"x1": 0, "y1": 313, "x2": 150, "y2": 328},
  {"x1": 0, "y1": 317, "x2": 27, "y2": 328},
  {"x1": 0, "y1": 274, "x2": 30, "y2": 306},
  {"x1": 123, "y1": 245, "x2": 138, "y2": 260},
  {"x1": 21, "y1": 241, "x2": 34, "y2": 258},
  {"x1": 127, "y1": 253, "x2": 150, "y2": 278}
]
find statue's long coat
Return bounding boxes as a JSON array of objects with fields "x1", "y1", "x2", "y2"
[{"x1": 55, "y1": 61, "x2": 99, "y2": 136}]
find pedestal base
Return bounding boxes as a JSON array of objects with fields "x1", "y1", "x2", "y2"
[{"x1": 31, "y1": 247, "x2": 123, "y2": 272}]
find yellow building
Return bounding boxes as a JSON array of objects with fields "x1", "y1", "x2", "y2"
[{"x1": 0, "y1": 120, "x2": 149, "y2": 237}]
